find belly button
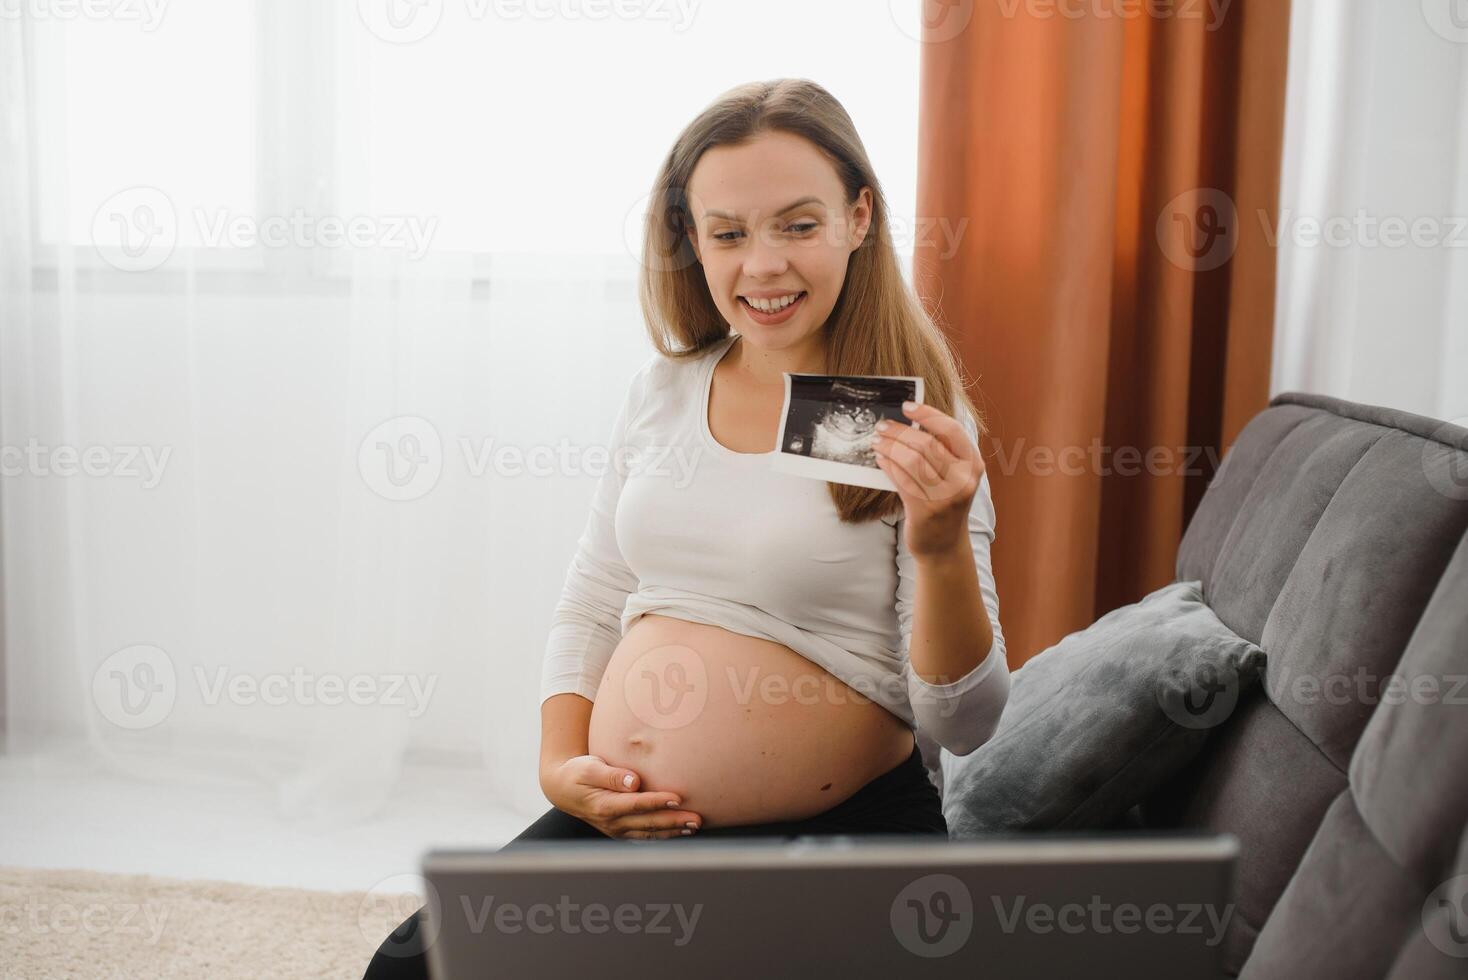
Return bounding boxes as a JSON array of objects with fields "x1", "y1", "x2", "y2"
[{"x1": 820, "y1": 782, "x2": 832, "y2": 791}]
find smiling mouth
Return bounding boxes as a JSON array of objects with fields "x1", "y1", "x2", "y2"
[{"x1": 738, "y1": 291, "x2": 808, "y2": 314}]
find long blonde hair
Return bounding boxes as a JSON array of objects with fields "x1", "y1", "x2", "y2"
[{"x1": 638, "y1": 77, "x2": 986, "y2": 524}]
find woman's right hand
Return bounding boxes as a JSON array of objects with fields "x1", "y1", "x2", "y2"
[{"x1": 540, "y1": 755, "x2": 702, "y2": 840}]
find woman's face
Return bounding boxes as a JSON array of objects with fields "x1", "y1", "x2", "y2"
[{"x1": 684, "y1": 130, "x2": 872, "y2": 355}]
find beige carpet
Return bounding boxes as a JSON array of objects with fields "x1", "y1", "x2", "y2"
[{"x1": 0, "y1": 866, "x2": 417, "y2": 979}]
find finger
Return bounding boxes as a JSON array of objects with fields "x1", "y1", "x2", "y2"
[
  {"x1": 875, "y1": 450, "x2": 928, "y2": 501},
  {"x1": 877, "y1": 428, "x2": 976, "y2": 504},
  {"x1": 612, "y1": 812, "x2": 702, "y2": 834},
  {"x1": 591, "y1": 762, "x2": 658, "y2": 796},
  {"x1": 901, "y1": 403, "x2": 977, "y2": 462},
  {"x1": 875, "y1": 437, "x2": 944, "y2": 500},
  {"x1": 622, "y1": 828, "x2": 691, "y2": 840},
  {"x1": 610, "y1": 809, "x2": 695, "y2": 833},
  {"x1": 598, "y1": 790, "x2": 689, "y2": 818},
  {"x1": 881, "y1": 416, "x2": 965, "y2": 480},
  {"x1": 876, "y1": 430, "x2": 949, "y2": 486}
]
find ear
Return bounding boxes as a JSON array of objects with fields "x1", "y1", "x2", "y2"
[{"x1": 849, "y1": 186, "x2": 874, "y2": 251}]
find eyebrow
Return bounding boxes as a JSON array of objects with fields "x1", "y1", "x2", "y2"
[{"x1": 703, "y1": 196, "x2": 824, "y2": 221}]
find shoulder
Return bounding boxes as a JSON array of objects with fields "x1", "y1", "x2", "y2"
[{"x1": 628, "y1": 337, "x2": 728, "y2": 399}]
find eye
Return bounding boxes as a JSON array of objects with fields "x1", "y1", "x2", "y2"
[
  {"x1": 788, "y1": 221, "x2": 818, "y2": 235},
  {"x1": 713, "y1": 230, "x2": 744, "y2": 243}
]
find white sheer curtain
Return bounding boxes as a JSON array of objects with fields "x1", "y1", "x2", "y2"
[
  {"x1": 1271, "y1": 1, "x2": 1468, "y2": 425},
  {"x1": 0, "y1": 1, "x2": 921, "y2": 833}
]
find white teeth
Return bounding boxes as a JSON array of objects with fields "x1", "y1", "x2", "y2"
[{"x1": 744, "y1": 293, "x2": 802, "y2": 313}]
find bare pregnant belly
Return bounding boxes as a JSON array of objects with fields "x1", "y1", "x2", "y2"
[{"x1": 587, "y1": 613, "x2": 916, "y2": 829}]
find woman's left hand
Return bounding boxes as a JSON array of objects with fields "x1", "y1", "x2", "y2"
[{"x1": 871, "y1": 401, "x2": 986, "y2": 560}]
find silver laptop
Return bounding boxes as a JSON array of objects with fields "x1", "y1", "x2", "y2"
[{"x1": 422, "y1": 832, "x2": 1237, "y2": 979}]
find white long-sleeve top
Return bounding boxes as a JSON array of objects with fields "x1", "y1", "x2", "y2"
[{"x1": 540, "y1": 332, "x2": 1010, "y2": 760}]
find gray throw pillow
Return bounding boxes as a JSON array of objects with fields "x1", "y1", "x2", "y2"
[{"x1": 941, "y1": 579, "x2": 1265, "y2": 837}]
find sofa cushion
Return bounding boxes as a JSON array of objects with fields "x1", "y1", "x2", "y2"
[
  {"x1": 1148, "y1": 392, "x2": 1468, "y2": 975},
  {"x1": 1234, "y1": 529, "x2": 1468, "y2": 979},
  {"x1": 941, "y1": 580, "x2": 1265, "y2": 836}
]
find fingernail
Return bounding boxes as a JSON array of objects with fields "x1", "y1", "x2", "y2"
[
  {"x1": 903, "y1": 401, "x2": 918, "y2": 412},
  {"x1": 685, "y1": 822, "x2": 698, "y2": 830},
  {"x1": 680, "y1": 829, "x2": 693, "y2": 835},
  {"x1": 622, "y1": 774, "x2": 634, "y2": 787},
  {"x1": 665, "y1": 800, "x2": 679, "y2": 808}
]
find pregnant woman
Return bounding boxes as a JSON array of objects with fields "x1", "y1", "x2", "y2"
[{"x1": 364, "y1": 77, "x2": 1010, "y2": 979}]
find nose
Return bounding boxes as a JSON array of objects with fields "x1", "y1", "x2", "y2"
[{"x1": 742, "y1": 225, "x2": 790, "y2": 280}]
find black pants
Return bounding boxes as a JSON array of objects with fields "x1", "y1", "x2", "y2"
[{"x1": 362, "y1": 742, "x2": 946, "y2": 979}]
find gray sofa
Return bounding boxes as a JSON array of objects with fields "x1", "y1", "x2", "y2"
[{"x1": 950, "y1": 391, "x2": 1468, "y2": 978}]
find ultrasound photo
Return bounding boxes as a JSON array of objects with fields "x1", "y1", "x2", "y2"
[{"x1": 770, "y1": 371, "x2": 925, "y2": 491}]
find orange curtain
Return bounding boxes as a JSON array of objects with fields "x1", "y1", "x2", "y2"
[{"x1": 914, "y1": 0, "x2": 1293, "y2": 666}]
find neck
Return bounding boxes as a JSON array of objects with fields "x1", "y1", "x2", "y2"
[{"x1": 730, "y1": 331, "x2": 828, "y2": 386}]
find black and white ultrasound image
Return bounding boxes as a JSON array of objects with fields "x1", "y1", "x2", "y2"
[{"x1": 781, "y1": 375, "x2": 918, "y2": 469}]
